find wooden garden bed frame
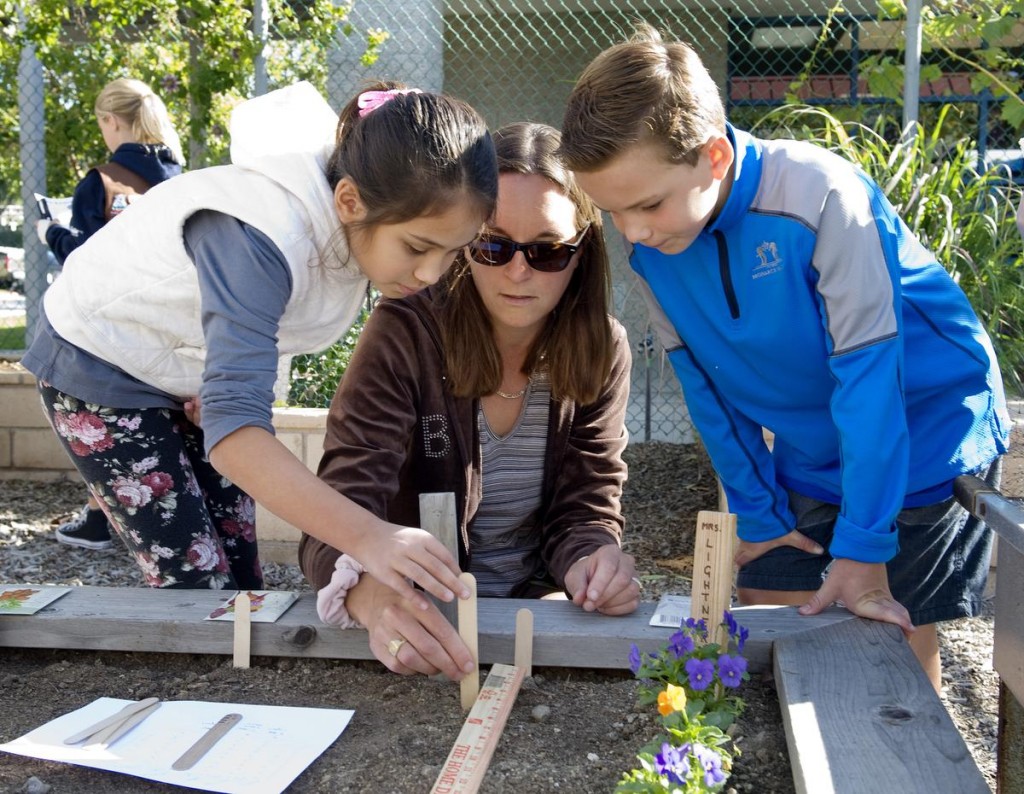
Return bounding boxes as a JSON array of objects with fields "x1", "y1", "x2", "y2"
[
  {"x1": 3, "y1": 474, "x2": 1020, "y2": 792},
  {"x1": 0, "y1": 587, "x2": 990, "y2": 792}
]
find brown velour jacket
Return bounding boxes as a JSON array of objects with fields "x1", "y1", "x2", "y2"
[{"x1": 298, "y1": 286, "x2": 631, "y2": 594}]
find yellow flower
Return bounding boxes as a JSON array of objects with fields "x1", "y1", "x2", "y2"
[{"x1": 657, "y1": 683, "x2": 687, "y2": 716}]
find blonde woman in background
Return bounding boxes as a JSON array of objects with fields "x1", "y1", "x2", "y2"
[{"x1": 37, "y1": 77, "x2": 184, "y2": 551}]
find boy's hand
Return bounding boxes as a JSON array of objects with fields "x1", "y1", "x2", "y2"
[
  {"x1": 350, "y1": 526, "x2": 469, "y2": 612},
  {"x1": 798, "y1": 558, "x2": 915, "y2": 636},
  {"x1": 564, "y1": 544, "x2": 641, "y2": 615},
  {"x1": 734, "y1": 529, "x2": 824, "y2": 567}
]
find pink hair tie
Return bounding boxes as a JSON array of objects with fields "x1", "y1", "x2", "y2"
[{"x1": 357, "y1": 88, "x2": 422, "y2": 118}]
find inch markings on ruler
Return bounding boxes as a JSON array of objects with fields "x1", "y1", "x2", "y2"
[{"x1": 431, "y1": 663, "x2": 525, "y2": 794}]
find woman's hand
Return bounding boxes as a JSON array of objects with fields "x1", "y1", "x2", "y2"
[
  {"x1": 564, "y1": 544, "x2": 640, "y2": 615},
  {"x1": 798, "y1": 557, "x2": 915, "y2": 636},
  {"x1": 734, "y1": 529, "x2": 824, "y2": 568},
  {"x1": 347, "y1": 574, "x2": 477, "y2": 679}
]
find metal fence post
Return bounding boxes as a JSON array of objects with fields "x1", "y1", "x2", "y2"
[
  {"x1": 902, "y1": 0, "x2": 923, "y2": 138},
  {"x1": 253, "y1": 0, "x2": 270, "y2": 96},
  {"x1": 17, "y1": 9, "x2": 46, "y2": 345}
]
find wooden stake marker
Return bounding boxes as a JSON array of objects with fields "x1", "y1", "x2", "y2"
[
  {"x1": 232, "y1": 592, "x2": 251, "y2": 669},
  {"x1": 691, "y1": 510, "x2": 737, "y2": 645},
  {"x1": 420, "y1": 492, "x2": 460, "y2": 627},
  {"x1": 457, "y1": 573, "x2": 479, "y2": 711},
  {"x1": 514, "y1": 608, "x2": 533, "y2": 678}
]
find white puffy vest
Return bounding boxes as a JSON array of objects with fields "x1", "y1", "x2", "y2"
[
  {"x1": 45, "y1": 167, "x2": 366, "y2": 399},
  {"x1": 44, "y1": 83, "x2": 368, "y2": 400}
]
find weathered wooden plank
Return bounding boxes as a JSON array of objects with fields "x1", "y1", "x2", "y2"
[
  {"x1": 774, "y1": 619, "x2": 989, "y2": 794},
  {"x1": 0, "y1": 586, "x2": 854, "y2": 671},
  {"x1": 998, "y1": 680, "x2": 1024, "y2": 794},
  {"x1": 420, "y1": 492, "x2": 460, "y2": 626},
  {"x1": 993, "y1": 539, "x2": 1024, "y2": 706}
]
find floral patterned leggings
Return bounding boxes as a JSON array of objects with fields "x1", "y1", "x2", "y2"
[{"x1": 38, "y1": 382, "x2": 263, "y2": 590}]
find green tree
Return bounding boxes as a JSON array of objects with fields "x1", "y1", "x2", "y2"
[
  {"x1": 854, "y1": 1, "x2": 1024, "y2": 132},
  {"x1": 0, "y1": 0, "x2": 385, "y2": 200}
]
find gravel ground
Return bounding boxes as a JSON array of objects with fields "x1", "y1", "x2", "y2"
[{"x1": 0, "y1": 442, "x2": 999, "y2": 793}]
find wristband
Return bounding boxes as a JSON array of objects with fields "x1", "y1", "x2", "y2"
[{"x1": 315, "y1": 553, "x2": 366, "y2": 628}]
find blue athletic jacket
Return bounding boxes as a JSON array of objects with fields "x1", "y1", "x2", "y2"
[{"x1": 632, "y1": 125, "x2": 1010, "y2": 563}]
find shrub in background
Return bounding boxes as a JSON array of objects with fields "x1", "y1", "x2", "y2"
[{"x1": 287, "y1": 305, "x2": 369, "y2": 408}]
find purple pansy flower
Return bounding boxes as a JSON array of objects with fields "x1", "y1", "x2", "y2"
[
  {"x1": 694, "y1": 743, "x2": 726, "y2": 787},
  {"x1": 628, "y1": 643, "x2": 642, "y2": 675},
  {"x1": 736, "y1": 625, "x2": 749, "y2": 653},
  {"x1": 685, "y1": 657, "x2": 715, "y2": 691},
  {"x1": 718, "y1": 653, "x2": 748, "y2": 688},
  {"x1": 654, "y1": 742, "x2": 690, "y2": 785},
  {"x1": 668, "y1": 630, "x2": 696, "y2": 658},
  {"x1": 684, "y1": 616, "x2": 708, "y2": 640}
]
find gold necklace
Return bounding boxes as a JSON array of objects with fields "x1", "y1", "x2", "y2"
[{"x1": 495, "y1": 381, "x2": 529, "y2": 399}]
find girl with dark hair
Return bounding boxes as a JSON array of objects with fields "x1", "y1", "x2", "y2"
[{"x1": 23, "y1": 81, "x2": 497, "y2": 604}]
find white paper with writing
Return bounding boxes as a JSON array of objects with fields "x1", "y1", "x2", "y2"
[{"x1": 0, "y1": 697, "x2": 353, "y2": 794}]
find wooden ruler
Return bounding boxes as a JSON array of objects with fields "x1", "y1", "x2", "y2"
[{"x1": 430, "y1": 662, "x2": 526, "y2": 794}]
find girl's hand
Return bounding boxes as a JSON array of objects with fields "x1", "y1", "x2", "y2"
[
  {"x1": 734, "y1": 529, "x2": 824, "y2": 568},
  {"x1": 799, "y1": 557, "x2": 915, "y2": 636},
  {"x1": 348, "y1": 574, "x2": 476, "y2": 679},
  {"x1": 183, "y1": 395, "x2": 202, "y2": 426},
  {"x1": 349, "y1": 525, "x2": 470, "y2": 612},
  {"x1": 564, "y1": 544, "x2": 641, "y2": 616}
]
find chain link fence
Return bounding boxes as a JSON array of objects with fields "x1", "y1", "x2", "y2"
[{"x1": 2, "y1": 0, "x2": 1019, "y2": 444}]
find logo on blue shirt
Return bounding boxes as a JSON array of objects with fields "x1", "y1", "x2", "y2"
[{"x1": 753, "y1": 241, "x2": 783, "y2": 279}]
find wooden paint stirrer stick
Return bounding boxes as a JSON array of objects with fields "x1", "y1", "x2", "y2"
[
  {"x1": 232, "y1": 591, "x2": 251, "y2": 669},
  {"x1": 457, "y1": 572, "x2": 479, "y2": 711}
]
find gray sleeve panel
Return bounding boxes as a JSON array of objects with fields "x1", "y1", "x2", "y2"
[
  {"x1": 635, "y1": 274, "x2": 684, "y2": 351},
  {"x1": 755, "y1": 141, "x2": 897, "y2": 355}
]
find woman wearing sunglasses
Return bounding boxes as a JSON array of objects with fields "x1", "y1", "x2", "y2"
[{"x1": 299, "y1": 121, "x2": 637, "y2": 679}]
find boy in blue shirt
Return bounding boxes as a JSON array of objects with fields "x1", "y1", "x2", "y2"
[{"x1": 560, "y1": 24, "x2": 1010, "y2": 691}]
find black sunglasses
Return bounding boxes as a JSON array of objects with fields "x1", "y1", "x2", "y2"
[{"x1": 468, "y1": 224, "x2": 590, "y2": 273}]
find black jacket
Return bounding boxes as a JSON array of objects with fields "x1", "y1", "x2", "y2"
[{"x1": 45, "y1": 143, "x2": 182, "y2": 265}]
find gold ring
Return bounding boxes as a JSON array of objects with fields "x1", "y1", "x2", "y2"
[{"x1": 387, "y1": 637, "x2": 407, "y2": 657}]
